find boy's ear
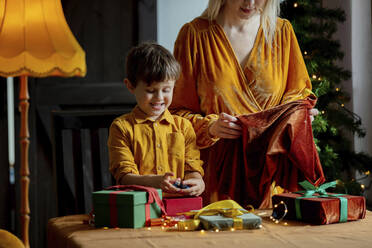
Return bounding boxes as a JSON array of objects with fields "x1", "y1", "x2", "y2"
[{"x1": 124, "y1": 78, "x2": 135, "y2": 93}]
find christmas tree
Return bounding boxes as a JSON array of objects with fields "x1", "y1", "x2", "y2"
[{"x1": 280, "y1": 0, "x2": 372, "y2": 195}]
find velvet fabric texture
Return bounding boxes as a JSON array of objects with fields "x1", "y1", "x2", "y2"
[
  {"x1": 171, "y1": 17, "x2": 314, "y2": 149},
  {"x1": 272, "y1": 193, "x2": 366, "y2": 224},
  {"x1": 204, "y1": 98, "x2": 325, "y2": 209}
]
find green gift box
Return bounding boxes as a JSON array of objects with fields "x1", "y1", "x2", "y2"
[
  {"x1": 199, "y1": 213, "x2": 262, "y2": 230},
  {"x1": 93, "y1": 188, "x2": 162, "y2": 228}
]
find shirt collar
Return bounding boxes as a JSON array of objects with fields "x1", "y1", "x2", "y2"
[{"x1": 132, "y1": 105, "x2": 175, "y2": 125}]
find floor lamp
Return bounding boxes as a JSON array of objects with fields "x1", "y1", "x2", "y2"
[{"x1": 0, "y1": 0, "x2": 86, "y2": 247}]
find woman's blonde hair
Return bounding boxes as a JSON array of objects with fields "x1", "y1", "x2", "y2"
[{"x1": 201, "y1": 0, "x2": 281, "y2": 44}]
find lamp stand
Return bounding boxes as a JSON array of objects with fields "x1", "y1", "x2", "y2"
[{"x1": 19, "y1": 75, "x2": 30, "y2": 248}]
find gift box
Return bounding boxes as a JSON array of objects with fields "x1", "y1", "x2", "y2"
[
  {"x1": 272, "y1": 192, "x2": 366, "y2": 225},
  {"x1": 199, "y1": 213, "x2": 262, "y2": 230},
  {"x1": 93, "y1": 186, "x2": 163, "y2": 228},
  {"x1": 163, "y1": 196, "x2": 203, "y2": 216},
  {"x1": 176, "y1": 200, "x2": 262, "y2": 231}
]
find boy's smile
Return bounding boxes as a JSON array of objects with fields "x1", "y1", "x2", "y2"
[{"x1": 126, "y1": 79, "x2": 176, "y2": 121}]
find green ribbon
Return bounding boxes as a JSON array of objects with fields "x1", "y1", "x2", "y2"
[{"x1": 295, "y1": 180, "x2": 348, "y2": 223}]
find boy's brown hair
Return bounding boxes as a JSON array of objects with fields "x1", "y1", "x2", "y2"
[{"x1": 125, "y1": 42, "x2": 181, "y2": 87}]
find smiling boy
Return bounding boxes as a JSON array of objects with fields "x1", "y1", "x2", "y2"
[{"x1": 108, "y1": 42, "x2": 205, "y2": 196}]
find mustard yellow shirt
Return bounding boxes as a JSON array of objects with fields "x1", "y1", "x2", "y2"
[
  {"x1": 108, "y1": 106, "x2": 204, "y2": 183},
  {"x1": 171, "y1": 17, "x2": 313, "y2": 148}
]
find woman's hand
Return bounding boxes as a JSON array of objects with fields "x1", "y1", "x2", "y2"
[
  {"x1": 309, "y1": 108, "x2": 319, "y2": 122},
  {"x1": 209, "y1": 112, "x2": 242, "y2": 139}
]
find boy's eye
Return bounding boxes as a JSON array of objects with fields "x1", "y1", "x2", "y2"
[
  {"x1": 146, "y1": 89, "x2": 155, "y2": 93},
  {"x1": 163, "y1": 88, "x2": 171, "y2": 93}
]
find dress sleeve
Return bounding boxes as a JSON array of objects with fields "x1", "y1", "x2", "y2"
[
  {"x1": 107, "y1": 119, "x2": 139, "y2": 184},
  {"x1": 281, "y1": 20, "x2": 315, "y2": 104},
  {"x1": 183, "y1": 119, "x2": 204, "y2": 177},
  {"x1": 171, "y1": 22, "x2": 219, "y2": 149}
]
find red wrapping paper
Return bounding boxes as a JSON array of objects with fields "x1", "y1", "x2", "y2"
[
  {"x1": 272, "y1": 193, "x2": 366, "y2": 225},
  {"x1": 163, "y1": 196, "x2": 203, "y2": 216}
]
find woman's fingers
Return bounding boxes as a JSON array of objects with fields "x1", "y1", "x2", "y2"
[
  {"x1": 220, "y1": 118, "x2": 242, "y2": 131},
  {"x1": 220, "y1": 112, "x2": 238, "y2": 122},
  {"x1": 309, "y1": 108, "x2": 319, "y2": 116},
  {"x1": 209, "y1": 112, "x2": 242, "y2": 138},
  {"x1": 309, "y1": 108, "x2": 319, "y2": 123}
]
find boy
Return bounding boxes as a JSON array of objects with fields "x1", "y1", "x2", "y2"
[{"x1": 108, "y1": 42, "x2": 205, "y2": 196}]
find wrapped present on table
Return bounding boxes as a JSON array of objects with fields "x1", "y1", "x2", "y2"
[
  {"x1": 177, "y1": 200, "x2": 262, "y2": 231},
  {"x1": 199, "y1": 213, "x2": 262, "y2": 230},
  {"x1": 272, "y1": 181, "x2": 366, "y2": 225},
  {"x1": 92, "y1": 185, "x2": 166, "y2": 228},
  {"x1": 163, "y1": 196, "x2": 203, "y2": 216}
]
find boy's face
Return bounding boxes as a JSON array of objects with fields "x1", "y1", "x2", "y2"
[{"x1": 126, "y1": 79, "x2": 176, "y2": 120}]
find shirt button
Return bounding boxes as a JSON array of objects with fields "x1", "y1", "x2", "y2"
[
  {"x1": 157, "y1": 143, "x2": 161, "y2": 148},
  {"x1": 158, "y1": 167, "x2": 162, "y2": 171}
]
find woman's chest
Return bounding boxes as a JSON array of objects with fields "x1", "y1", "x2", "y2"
[{"x1": 228, "y1": 32, "x2": 257, "y2": 67}]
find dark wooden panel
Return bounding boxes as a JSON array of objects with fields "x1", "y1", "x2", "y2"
[
  {"x1": 52, "y1": 109, "x2": 132, "y2": 216},
  {"x1": 0, "y1": 79, "x2": 11, "y2": 230},
  {"x1": 36, "y1": 82, "x2": 135, "y2": 106},
  {"x1": 138, "y1": 0, "x2": 157, "y2": 43}
]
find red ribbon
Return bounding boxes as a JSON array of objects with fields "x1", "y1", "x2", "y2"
[{"x1": 105, "y1": 185, "x2": 166, "y2": 227}]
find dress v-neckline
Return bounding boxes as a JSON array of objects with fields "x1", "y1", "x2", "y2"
[
  {"x1": 213, "y1": 20, "x2": 263, "y2": 111},
  {"x1": 213, "y1": 20, "x2": 262, "y2": 74}
]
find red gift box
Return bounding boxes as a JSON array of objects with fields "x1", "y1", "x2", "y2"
[
  {"x1": 272, "y1": 192, "x2": 366, "y2": 225},
  {"x1": 162, "y1": 196, "x2": 203, "y2": 216}
]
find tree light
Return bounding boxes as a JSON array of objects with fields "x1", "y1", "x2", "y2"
[{"x1": 294, "y1": 3, "x2": 298, "y2": 8}]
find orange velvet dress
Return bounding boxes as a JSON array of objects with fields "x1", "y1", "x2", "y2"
[{"x1": 171, "y1": 17, "x2": 324, "y2": 207}]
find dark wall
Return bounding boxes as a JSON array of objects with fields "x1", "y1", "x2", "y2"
[
  {"x1": 0, "y1": 0, "x2": 157, "y2": 247},
  {"x1": 0, "y1": 78, "x2": 11, "y2": 231}
]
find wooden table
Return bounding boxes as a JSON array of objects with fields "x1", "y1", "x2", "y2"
[{"x1": 47, "y1": 210, "x2": 372, "y2": 248}]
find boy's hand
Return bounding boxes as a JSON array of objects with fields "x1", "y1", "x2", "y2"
[
  {"x1": 180, "y1": 177, "x2": 205, "y2": 196},
  {"x1": 158, "y1": 172, "x2": 181, "y2": 193}
]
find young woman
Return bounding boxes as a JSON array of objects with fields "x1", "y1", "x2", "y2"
[{"x1": 171, "y1": 0, "x2": 323, "y2": 208}]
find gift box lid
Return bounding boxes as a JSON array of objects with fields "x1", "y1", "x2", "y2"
[{"x1": 92, "y1": 189, "x2": 162, "y2": 206}]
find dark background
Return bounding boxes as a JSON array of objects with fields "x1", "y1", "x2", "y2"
[{"x1": 0, "y1": 0, "x2": 156, "y2": 247}]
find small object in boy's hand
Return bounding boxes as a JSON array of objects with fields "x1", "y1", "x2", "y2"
[
  {"x1": 173, "y1": 181, "x2": 189, "y2": 189},
  {"x1": 180, "y1": 182, "x2": 189, "y2": 189}
]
